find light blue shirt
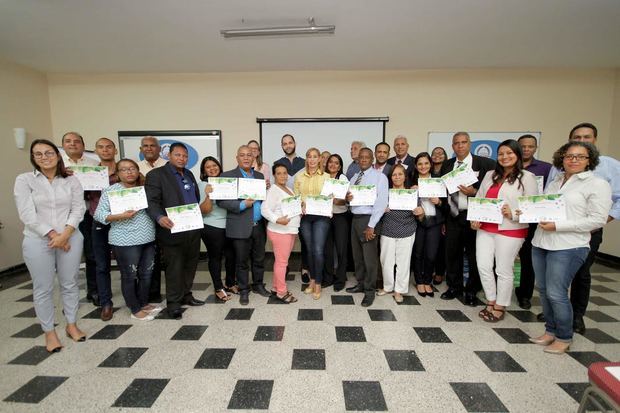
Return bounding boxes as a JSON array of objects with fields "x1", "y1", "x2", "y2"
[
  {"x1": 349, "y1": 167, "x2": 389, "y2": 228},
  {"x1": 198, "y1": 181, "x2": 227, "y2": 229}
]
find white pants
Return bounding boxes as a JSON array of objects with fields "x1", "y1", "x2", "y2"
[
  {"x1": 476, "y1": 230, "x2": 524, "y2": 307},
  {"x1": 380, "y1": 234, "x2": 415, "y2": 294}
]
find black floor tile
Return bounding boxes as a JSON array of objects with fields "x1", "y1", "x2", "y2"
[
  {"x1": 414, "y1": 327, "x2": 452, "y2": 343},
  {"x1": 342, "y1": 381, "x2": 388, "y2": 411},
  {"x1": 590, "y1": 285, "x2": 617, "y2": 293},
  {"x1": 437, "y1": 309, "x2": 471, "y2": 322},
  {"x1": 585, "y1": 310, "x2": 618, "y2": 322},
  {"x1": 396, "y1": 295, "x2": 420, "y2": 305},
  {"x1": 254, "y1": 326, "x2": 285, "y2": 341},
  {"x1": 331, "y1": 295, "x2": 355, "y2": 305},
  {"x1": 368, "y1": 309, "x2": 397, "y2": 321},
  {"x1": 155, "y1": 307, "x2": 187, "y2": 320},
  {"x1": 297, "y1": 309, "x2": 323, "y2": 321},
  {"x1": 475, "y1": 351, "x2": 526, "y2": 372},
  {"x1": 589, "y1": 296, "x2": 618, "y2": 306},
  {"x1": 568, "y1": 351, "x2": 609, "y2": 368},
  {"x1": 492, "y1": 328, "x2": 531, "y2": 344},
  {"x1": 225, "y1": 308, "x2": 254, "y2": 320},
  {"x1": 227, "y1": 379, "x2": 274, "y2": 410},
  {"x1": 291, "y1": 349, "x2": 326, "y2": 370},
  {"x1": 205, "y1": 294, "x2": 227, "y2": 304},
  {"x1": 383, "y1": 350, "x2": 425, "y2": 371},
  {"x1": 450, "y1": 382, "x2": 508, "y2": 412},
  {"x1": 90, "y1": 324, "x2": 132, "y2": 340},
  {"x1": 99, "y1": 347, "x2": 148, "y2": 368},
  {"x1": 3, "y1": 376, "x2": 67, "y2": 403},
  {"x1": 112, "y1": 378, "x2": 169, "y2": 408},
  {"x1": 557, "y1": 382, "x2": 596, "y2": 410},
  {"x1": 335, "y1": 326, "x2": 366, "y2": 342},
  {"x1": 191, "y1": 282, "x2": 211, "y2": 291},
  {"x1": 82, "y1": 306, "x2": 121, "y2": 319},
  {"x1": 456, "y1": 295, "x2": 485, "y2": 306},
  {"x1": 581, "y1": 328, "x2": 619, "y2": 344},
  {"x1": 16, "y1": 294, "x2": 33, "y2": 302},
  {"x1": 11, "y1": 324, "x2": 44, "y2": 338},
  {"x1": 8, "y1": 346, "x2": 53, "y2": 366},
  {"x1": 18, "y1": 282, "x2": 33, "y2": 290},
  {"x1": 14, "y1": 307, "x2": 37, "y2": 318},
  {"x1": 508, "y1": 310, "x2": 541, "y2": 322},
  {"x1": 171, "y1": 325, "x2": 208, "y2": 341},
  {"x1": 591, "y1": 275, "x2": 615, "y2": 282},
  {"x1": 194, "y1": 348, "x2": 236, "y2": 369}
]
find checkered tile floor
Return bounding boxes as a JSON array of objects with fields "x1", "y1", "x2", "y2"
[{"x1": 0, "y1": 262, "x2": 618, "y2": 412}]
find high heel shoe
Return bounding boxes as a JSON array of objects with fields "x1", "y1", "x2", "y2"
[
  {"x1": 65, "y1": 328, "x2": 86, "y2": 342},
  {"x1": 417, "y1": 289, "x2": 427, "y2": 297},
  {"x1": 304, "y1": 285, "x2": 314, "y2": 294}
]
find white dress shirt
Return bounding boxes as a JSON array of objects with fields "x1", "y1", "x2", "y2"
[
  {"x1": 62, "y1": 154, "x2": 99, "y2": 167},
  {"x1": 137, "y1": 157, "x2": 167, "y2": 175}
]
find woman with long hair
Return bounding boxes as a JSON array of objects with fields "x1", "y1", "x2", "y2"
[{"x1": 248, "y1": 139, "x2": 271, "y2": 189}]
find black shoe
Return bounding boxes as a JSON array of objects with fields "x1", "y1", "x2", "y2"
[
  {"x1": 573, "y1": 315, "x2": 586, "y2": 335},
  {"x1": 536, "y1": 312, "x2": 545, "y2": 322},
  {"x1": 440, "y1": 288, "x2": 460, "y2": 300},
  {"x1": 321, "y1": 280, "x2": 334, "y2": 288},
  {"x1": 333, "y1": 285, "x2": 345, "y2": 292},
  {"x1": 417, "y1": 290, "x2": 427, "y2": 297},
  {"x1": 518, "y1": 298, "x2": 532, "y2": 310},
  {"x1": 346, "y1": 284, "x2": 364, "y2": 293},
  {"x1": 239, "y1": 293, "x2": 249, "y2": 306},
  {"x1": 464, "y1": 292, "x2": 477, "y2": 307},
  {"x1": 87, "y1": 294, "x2": 101, "y2": 307},
  {"x1": 427, "y1": 291, "x2": 435, "y2": 298},
  {"x1": 361, "y1": 294, "x2": 375, "y2": 307},
  {"x1": 252, "y1": 284, "x2": 271, "y2": 297},
  {"x1": 301, "y1": 272, "x2": 310, "y2": 284},
  {"x1": 183, "y1": 297, "x2": 206, "y2": 306},
  {"x1": 168, "y1": 309, "x2": 183, "y2": 320}
]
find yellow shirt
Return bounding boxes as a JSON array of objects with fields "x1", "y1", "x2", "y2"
[{"x1": 294, "y1": 169, "x2": 327, "y2": 201}]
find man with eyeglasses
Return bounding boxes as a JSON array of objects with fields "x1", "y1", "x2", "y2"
[{"x1": 145, "y1": 143, "x2": 204, "y2": 320}]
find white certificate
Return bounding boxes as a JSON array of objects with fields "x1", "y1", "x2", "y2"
[
  {"x1": 166, "y1": 203, "x2": 203, "y2": 234},
  {"x1": 418, "y1": 178, "x2": 447, "y2": 198},
  {"x1": 388, "y1": 189, "x2": 418, "y2": 210},
  {"x1": 237, "y1": 178, "x2": 266, "y2": 200},
  {"x1": 281, "y1": 195, "x2": 302, "y2": 218},
  {"x1": 517, "y1": 194, "x2": 567, "y2": 223},
  {"x1": 108, "y1": 186, "x2": 148, "y2": 215},
  {"x1": 305, "y1": 195, "x2": 333, "y2": 217},
  {"x1": 69, "y1": 166, "x2": 109, "y2": 191},
  {"x1": 320, "y1": 178, "x2": 349, "y2": 199},
  {"x1": 535, "y1": 176, "x2": 544, "y2": 194},
  {"x1": 441, "y1": 164, "x2": 478, "y2": 194},
  {"x1": 208, "y1": 177, "x2": 238, "y2": 200},
  {"x1": 467, "y1": 197, "x2": 505, "y2": 224},
  {"x1": 349, "y1": 185, "x2": 377, "y2": 206}
]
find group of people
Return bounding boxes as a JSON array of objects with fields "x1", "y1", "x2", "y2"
[{"x1": 14, "y1": 123, "x2": 618, "y2": 356}]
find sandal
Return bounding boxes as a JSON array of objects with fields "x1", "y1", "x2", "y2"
[
  {"x1": 215, "y1": 289, "x2": 231, "y2": 302},
  {"x1": 482, "y1": 307, "x2": 505, "y2": 323},
  {"x1": 276, "y1": 292, "x2": 298, "y2": 304},
  {"x1": 224, "y1": 285, "x2": 240, "y2": 295},
  {"x1": 478, "y1": 304, "x2": 494, "y2": 318}
]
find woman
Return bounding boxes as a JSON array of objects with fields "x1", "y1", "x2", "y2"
[
  {"x1": 528, "y1": 141, "x2": 610, "y2": 354},
  {"x1": 95, "y1": 159, "x2": 159, "y2": 321},
  {"x1": 379, "y1": 164, "x2": 425, "y2": 303},
  {"x1": 248, "y1": 139, "x2": 271, "y2": 189},
  {"x1": 323, "y1": 154, "x2": 350, "y2": 291},
  {"x1": 197, "y1": 156, "x2": 237, "y2": 300},
  {"x1": 470, "y1": 140, "x2": 538, "y2": 322},
  {"x1": 15, "y1": 139, "x2": 87, "y2": 352},
  {"x1": 411, "y1": 152, "x2": 446, "y2": 297},
  {"x1": 261, "y1": 163, "x2": 301, "y2": 303},
  {"x1": 430, "y1": 146, "x2": 448, "y2": 284},
  {"x1": 294, "y1": 147, "x2": 329, "y2": 299},
  {"x1": 320, "y1": 151, "x2": 331, "y2": 171}
]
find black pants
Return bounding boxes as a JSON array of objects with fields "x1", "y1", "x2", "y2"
[
  {"x1": 162, "y1": 231, "x2": 201, "y2": 311},
  {"x1": 324, "y1": 213, "x2": 349, "y2": 288},
  {"x1": 434, "y1": 229, "x2": 446, "y2": 276},
  {"x1": 445, "y1": 211, "x2": 481, "y2": 293},
  {"x1": 413, "y1": 224, "x2": 442, "y2": 285},
  {"x1": 515, "y1": 223, "x2": 537, "y2": 301},
  {"x1": 92, "y1": 220, "x2": 112, "y2": 307},
  {"x1": 231, "y1": 222, "x2": 266, "y2": 295},
  {"x1": 201, "y1": 224, "x2": 236, "y2": 291},
  {"x1": 78, "y1": 211, "x2": 97, "y2": 297},
  {"x1": 570, "y1": 228, "x2": 603, "y2": 317},
  {"x1": 148, "y1": 241, "x2": 163, "y2": 300},
  {"x1": 351, "y1": 215, "x2": 381, "y2": 295}
]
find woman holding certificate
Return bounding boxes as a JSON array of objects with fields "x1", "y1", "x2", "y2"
[
  {"x1": 294, "y1": 148, "x2": 329, "y2": 299},
  {"x1": 95, "y1": 159, "x2": 159, "y2": 321},
  {"x1": 470, "y1": 140, "x2": 538, "y2": 323},
  {"x1": 529, "y1": 141, "x2": 611, "y2": 354},
  {"x1": 261, "y1": 163, "x2": 301, "y2": 303}
]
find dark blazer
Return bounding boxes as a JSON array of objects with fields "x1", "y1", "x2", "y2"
[
  {"x1": 145, "y1": 163, "x2": 201, "y2": 246},
  {"x1": 439, "y1": 154, "x2": 496, "y2": 192},
  {"x1": 386, "y1": 154, "x2": 415, "y2": 168},
  {"x1": 217, "y1": 167, "x2": 265, "y2": 239}
]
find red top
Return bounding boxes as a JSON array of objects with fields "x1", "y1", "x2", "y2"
[{"x1": 480, "y1": 183, "x2": 528, "y2": 239}]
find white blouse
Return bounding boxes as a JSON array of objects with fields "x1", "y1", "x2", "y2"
[{"x1": 261, "y1": 184, "x2": 301, "y2": 234}]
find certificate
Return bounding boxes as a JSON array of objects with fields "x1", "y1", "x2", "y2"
[
  {"x1": 320, "y1": 178, "x2": 349, "y2": 199},
  {"x1": 388, "y1": 189, "x2": 418, "y2": 210},
  {"x1": 108, "y1": 186, "x2": 148, "y2": 215},
  {"x1": 517, "y1": 194, "x2": 567, "y2": 223},
  {"x1": 441, "y1": 164, "x2": 478, "y2": 194},
  {"x1": 208, "y1": 177, "x2": 238, "y2": 200},
  {"x1": 349, "y1": 185, "x2": 377, "y2": 206},
  {"x1": 305, "y1": 195, "x2": 333, "y2": 217},
  {"x1": 166, "y1": 203, "x2": 203, "y2": 234},
  {"x1": 418, "y1": 178, "x2": 447, "y2": 198},
  {"x1": 535, "y1": 176, "x2": 544, "y2": 194},
  {"x1": 237, "y1": 178, "x2": 266, "y2": 200},
  {"x1": 281, "y1": 195, "x2": 302, "y2": 217},
  {"x1": 467, "y1": 197, "x2": 505, "y2": 224},
  {"x1": 69, "y1": 166, "x2": 109, "y2": 190}
]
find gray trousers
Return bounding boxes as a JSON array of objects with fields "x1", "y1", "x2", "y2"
[
  {"x1": 22, "y1": 232, "x2": 83, "y2": 332},
  {"x1": 351, "y1": 214, "x2": 381, "y2": 294}
]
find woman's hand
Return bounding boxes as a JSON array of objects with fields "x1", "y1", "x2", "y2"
[
  {"x1": 205, "y1": 184, "x2": 213, "y2": 194},
  {"x1": 538, "y1": 221, "x2": 556, "y2": 231},
  {"x1": 430, "y1": 197, "x2": 440, "y2": 205},
  {"x1": 120, "y1": 210, "x2": 138, "y2": 220},
  {"x1": 345, "y1": 192, "x2": 353, "y2": 202},
  {"x1": 276, "y1": 215, "x2": 290, "y2": 225},
  {"x1": 501, "y1": 204, "x2": 512, "y2": 219},
  {"x1": 413, "y1": 206, "x2": 425, "y2": 217},
  {"x1": 301, "y1": 201, "x2": 306, "y2": 215},
  {"x1": 470, "y1": 220, "x2": 481, "y2": 230},
  {"x1": 48, "y1": 232, "x2": 69, "y2": 249}
]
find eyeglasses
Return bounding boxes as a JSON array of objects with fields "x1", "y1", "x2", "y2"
[
  {"x1": 563, "y1": 154, "x2": 589, "y2": 161},
  {"x1": 118, "y1": 167, "x2": 138, "y2": 173},
  {"x1": 33, "y1": 151, "x2": 56, "y2": 159}
]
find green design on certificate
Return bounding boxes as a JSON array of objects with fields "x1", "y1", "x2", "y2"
[{"x1": 165, "y1": 203, "x2": 203, "y2": 233}]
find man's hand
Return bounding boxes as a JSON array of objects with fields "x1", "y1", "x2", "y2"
[
  {"x1": 243, "y1": 198, "x2": 255, "y2": 208},
  {"x1": 458, "y1": 185, "x2": 476, "y2": 196},
  {"x1": 158, "y1": 216, "x2": 174, "y2": 230},
  {"x1": 345, "y1": 192, "x2": 353, "y2": 202}
]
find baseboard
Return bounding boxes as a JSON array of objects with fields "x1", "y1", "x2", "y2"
[
  {"x1": 595, "y1": 252, "x2": 620, "y2": 270},
  {"x1": 0, "y1": 263, "x2": 27, "y2": 278}
]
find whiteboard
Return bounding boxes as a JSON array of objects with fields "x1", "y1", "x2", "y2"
[{"x1": 428, "y1": 131, "x2": 542, "y2": 160}]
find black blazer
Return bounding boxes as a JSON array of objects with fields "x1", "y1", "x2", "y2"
[
  {"x1": 439, "y1": 155, "x2": 496, "y2": 191},
  {"x1": 386, "y1": 154, "x2": 415, "y2": 168},
  {"x1": 145, "y1": 163, "x2": 201, "y2": 245},
  {"x1": 217, "y1": 167, "x2": 265, "y2": 239}
]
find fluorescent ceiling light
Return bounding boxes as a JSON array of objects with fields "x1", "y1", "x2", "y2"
[{"x1": 221, "y1": 17, "x2": 335, "y2": 38}]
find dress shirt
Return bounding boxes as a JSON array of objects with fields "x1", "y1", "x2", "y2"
[
  {"x1": 524, "y1": 158, "x2": 552, "y2": 186},
  {"x1": 374, "y1": 163, "x2": 387, "y2": 173},
  {"x1": 294, "y1": 169, "x2": 327, "y2": 201},
  {"x1": 137, "y1": 157, "x2": 167, "y2": 176},
  {"x1": 238, "y1": 168, "x2": 262, "y2": 223},
  {"x1": 14, "y1": 170, "x2": 85, "y2": 238},
  {"x1": 198, "y1": 181, "x2": 227, "y2": 229},
  {"x1": 453, "y1": 153, "x2": 473, "y2": 210},
  {"x1": 345, "y1": 161, "x2": 361, "y2": 180},
  {"x1": 168, "y1": 163, "x2": 199, "y2": 205},
  {"x1": 62, "y1": 154, "x2": 99, "y2": 166},
  {"x1": 261, "y1": 184, "x2": 301, "y2": 234},
  {"x1": 349, "y1": 167, "x2": 388, "y2": 229}
]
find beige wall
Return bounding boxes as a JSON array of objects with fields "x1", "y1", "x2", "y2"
[{"x1": 0, "y1": 59, "x2": 53, "y2": 270}]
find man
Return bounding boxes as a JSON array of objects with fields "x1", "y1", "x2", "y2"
[
  {"x1": 145, "y1": 143, "x2": 204, "y2": 320},
  {"x1": 386, "y1": 135, "x2": 415, "y2": 169},
  {"x1": 374, "y1": 142, "x2": 392, "y2": 177},
  {"x1": 218, "y1": 145, "x2": 271, "y2": 305},
  {"x1": 345, "y1": 148, "x2": 389, "y2": 307},
  {"x1": 345, "y1": 141, "x2": 366, "y2": 179},
  {"x1": 439, "y1": 132, "x2": 496, "y2": 306},
  {"x1": 275, "y1": 134, "x2": 305, "y2": 178},
  {"x1": 62, "y1": 132, "x2": 99, "y2": 305},
  {"x1": 137, "y1": 135, "x2": 167, "y2": 175},
  {"x1": 515, "y1": 134, "x2": 552, "y2": 310}
]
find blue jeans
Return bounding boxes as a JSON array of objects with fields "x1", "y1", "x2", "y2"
[
  {"x1": 92, "y1": 220, "x2": 113, "y2": 307},
  {"x1": 300, "y1": 215, "x2": 331, "y2": 283},
  {"x1": 114, "y1": 243, "x2": 156, "y2": 314},
  {"x1": 532, "y1": 246, "x2": 588, "y2": 342}
]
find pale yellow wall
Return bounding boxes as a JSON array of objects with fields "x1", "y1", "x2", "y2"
[{"x1": 0, "y1": 59, "x2": 53, "y2": 270}]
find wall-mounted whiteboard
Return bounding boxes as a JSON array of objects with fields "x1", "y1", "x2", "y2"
[{"x1": 428, "y1": 131, "x2": 542, "y2": 160}]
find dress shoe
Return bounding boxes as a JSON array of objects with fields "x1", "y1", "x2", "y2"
[
  {"x1": 346, "y1": 284, "x2": 364, "y2": 293},
  {"x1": 333, "y1": 285, "x2": 344, "y2": 292},
  {"x1": 536, "y1": 312, "x2": 545, "y2": 322},
  {"x1": 321, "y1": 280, "x2": 334, "y2": 288},
  {"x1": 183, "y1": 297, "x2": 206, "y2": 306},
  {"x1": 167, "y1": 309, "x2": 183, "y2": 320},
  {"x1": 87, "y1": 294, "x2": 101, "y2": 307},
  {"x1": 573, "y1": 315, "x2": 586, "y2": 335},
  {"x1": 239, "y1": 293, "x2": 249, "y2": 306},
  {"x1": 518, "y1": 298, "x2": 532, "y2": 310},
  {"x1": 252, "y1": 284, "x2": 272, "y2": 297},
  {"x1": 100, "y1": 305, "x2": 113, "y2": 322},
  {"x1": 464, "y1": 292, "x2": 477, "y2": 307},
  {"x1": 440, "y1": 288, "x2": 460, "y2": 300},
  {"x1": 361, "y1": 294, "x2": 375, "y2": 307}
]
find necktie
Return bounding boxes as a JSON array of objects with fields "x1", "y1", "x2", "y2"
[
  {"x1": 353, "y1": 170, "x2": 364, "y2": 186},
  {"x1": 397, "y1": 160, "x2": 402, "y2": 165}
]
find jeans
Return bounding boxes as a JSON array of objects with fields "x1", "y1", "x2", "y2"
[
  {"x1": 114, "y1": 243, "x2": 156, "y2": 314},
  {"x1": 92, "y1": 220, "x2": 113, "y2": 307},
  {"x1": 299, "y1": 215, "x2": 331, "y2": 283},
  {"x1": 532, "y1": 246, "x2": 588, "y2": 342}
]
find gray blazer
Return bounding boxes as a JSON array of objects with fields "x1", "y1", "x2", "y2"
[{"x1": 217, "y1": 167, "x2": 265, "y2": 239}]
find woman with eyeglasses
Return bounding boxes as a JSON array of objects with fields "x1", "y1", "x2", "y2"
[
  {"x1": 95, "y1": 159, "x2": 159, "y2": 321},
  {"x1": 527, "y1": 142, "x2": 611, "y2": 354},
  {"x1": 14, "y1": 139, "x2": 87, "y2": 352},
  {"x1": 248, "y1": 140, "x2": 271, "y2": 189}
]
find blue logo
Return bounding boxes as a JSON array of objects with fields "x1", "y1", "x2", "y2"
[{"x1": 138, "y1": 140, "x2": 199, "y2": 169}]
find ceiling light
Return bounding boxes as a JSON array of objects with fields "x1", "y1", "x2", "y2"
[{"x1": 221, "y1": 17, "x2": 335, "y2": 38}]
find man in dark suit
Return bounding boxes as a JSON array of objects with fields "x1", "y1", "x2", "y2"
[
  {"x1": 439, "y1": 132, "x2": 496, "y2": 306},
  {"x1": 218, "y1": 145, "x2": 271, "y2": 305},
  {"x1": 386, "y1": 135, "x2": 415, "y2": 170},
  {"x1": 145, "y1": 143, "x2": 204, "y2": 319}
]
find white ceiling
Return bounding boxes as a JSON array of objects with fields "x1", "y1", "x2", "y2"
[{"x1": 1, "y1": 0, "x2": 619, "y2": 73}]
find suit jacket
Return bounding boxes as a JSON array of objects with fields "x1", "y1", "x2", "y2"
[
  {"x1": 145, "y1": 163, "x2": 201, "y2": 245},
  {"x1": 217, "y1": 167, "x2": 265, "y2": 239},
  {"x1": 439, "y1": 154, "x2": 496, "y2": 191},
  {"x1": 386, "y1": 154, "x2": 415, "y2": 168}
]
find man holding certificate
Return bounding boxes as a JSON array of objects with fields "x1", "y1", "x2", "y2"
[{"x1": 145, "y1": 143, "x2": 203, "y2": 320}]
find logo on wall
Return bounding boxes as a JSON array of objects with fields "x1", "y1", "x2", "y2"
[
  {"x1": 138, "y1": 139, "x2": 199, "y2": 169},
  {"x1": 472, "y1": 141, "x2": 498, "y2": 159}
]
